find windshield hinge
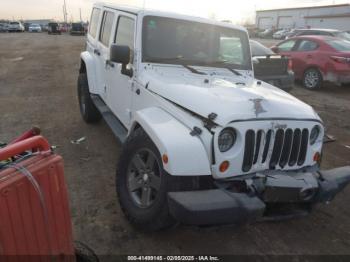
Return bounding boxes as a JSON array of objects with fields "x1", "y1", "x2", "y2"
[
  {"x1": 190, "y1": 126, "x2": 202, "y2": 136},
  {"x1": 203, "y1": 113, "x2": 218, "y2": 131}
]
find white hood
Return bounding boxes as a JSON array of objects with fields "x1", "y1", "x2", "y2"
[{"x1": 138, "y1": 65, "x2": 320, "y2": 126}]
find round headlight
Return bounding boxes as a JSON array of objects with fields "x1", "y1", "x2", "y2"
[
  {"x1": 218, "y1": 128, "x2": 236, "y2": 152},
  {"x1": 310, "y1": 125, "x2": 320, "y2": 145}
]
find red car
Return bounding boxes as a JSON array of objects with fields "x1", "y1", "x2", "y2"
[{"x1": 271, "y1": 36, "x2": 350, "y2": 89}]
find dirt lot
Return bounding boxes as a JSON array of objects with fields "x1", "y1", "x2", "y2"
[{"x1": 1, "y1": 33, "x2": 350, "y2": 258}]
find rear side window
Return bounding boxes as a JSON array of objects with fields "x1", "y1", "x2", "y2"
[
  {"x1": 89, "y1": 8, "x2": 101, "y2": 38},
  {"x1": 99, "y1": 11, "x2": 115, "y2": 46},
  {"x1": 278, "y1": 40, "x2": 297, "y2": 51},
  {"x1": 297, "y1": 40, "x2": 318, "y2": 51}
]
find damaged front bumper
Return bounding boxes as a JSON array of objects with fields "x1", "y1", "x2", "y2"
[{"x1": 167, "y1": 166, "x2": 350, "y2": 225}]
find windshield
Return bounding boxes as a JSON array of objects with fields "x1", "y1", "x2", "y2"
[
  {"x1": 327, "y1": 39, "x2": 350, "y2": 51},
  {"x1": 10, "y1": 22, "x2": 19, "y2": 25},
  {"x1": 142, "y1": 16, "x2": 252, "y2": 70}
]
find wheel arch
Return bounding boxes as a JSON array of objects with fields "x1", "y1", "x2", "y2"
[
  {"x1": 80, "y1": 51, "x2": 97, "y2": 94},
  {"x1": 129, "y1": 107, "x2": 212, "y2": 177}
]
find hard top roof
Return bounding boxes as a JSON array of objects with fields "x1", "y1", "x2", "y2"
[{"x1": 94, "y1": 2, "x2": 247, "y2": 32}]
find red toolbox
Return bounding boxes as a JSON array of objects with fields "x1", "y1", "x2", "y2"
[{"x1": 0, "y1": 136, "x2": 75, "y2": 260}]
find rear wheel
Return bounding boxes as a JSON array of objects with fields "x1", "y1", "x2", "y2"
[
  {"x1": 303, "y1": 68, "x2": 322, "y2": 90},
  {"x1": 77, "y1": 73, "x2": 101, "y2": 123},
  {"x1": 116, "y1": 129, "x2": 176, "y2": 231}
]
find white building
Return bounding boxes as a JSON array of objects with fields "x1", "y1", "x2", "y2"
[{"x1": 256, "y1": 4, "x2": 350, "y2": 31}]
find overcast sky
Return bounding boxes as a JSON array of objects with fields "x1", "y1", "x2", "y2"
[{"x1": 1, "y1": 0, "x2": 349, "y2": 22}]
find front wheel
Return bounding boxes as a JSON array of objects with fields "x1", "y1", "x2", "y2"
[
  {"x1": 77, "y1": 73, "x2": 101, "y2": 123},
  {"x1": 303, "y1": 68, "x2": 323, "y2": 90},
  {"x1": 116, "y1": 129, "x2": 176, "y2": 231}
]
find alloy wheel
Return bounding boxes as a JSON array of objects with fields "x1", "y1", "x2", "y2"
[
  {"x1": 304, "y1": 70, "x2": 320, "y2": 89},
  {"x1": 127, "y1": 149, "x2": 161, "y2": 208}
]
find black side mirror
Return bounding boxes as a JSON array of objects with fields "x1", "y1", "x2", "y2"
[{"x1": 110, "y1": 44, "x2": 133, "y2": 77}]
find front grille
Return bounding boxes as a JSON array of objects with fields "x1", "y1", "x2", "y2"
[{"x1": 242, "y1": 128, "x2": 309, "y2": 172}]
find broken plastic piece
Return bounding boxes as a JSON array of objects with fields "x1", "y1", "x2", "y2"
[{"x1": 70, "y1": 137, "x2": 86, "y2": 145}]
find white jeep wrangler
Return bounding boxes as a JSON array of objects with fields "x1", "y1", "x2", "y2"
[{"x1": 78, "y1": 3, "x2": 350, "y2": 231}]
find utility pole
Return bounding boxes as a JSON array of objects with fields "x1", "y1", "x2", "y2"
[
  {"x1": 79, "y1": 8, "x2": 82, "y2": 22},
  {"x1": 63, "y1": 0, "x2": 68, "y2": 23}
]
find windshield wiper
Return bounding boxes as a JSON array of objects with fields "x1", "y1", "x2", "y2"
[
  {"x1": 145, "y1": 57, "x2": 207, "y2": 75},
  {"x1": 203, "y1": 60, "x2": 242, "y2": 76},
  {"x1": 182, "y1": 64, "x2": 207, "y2": 75}
]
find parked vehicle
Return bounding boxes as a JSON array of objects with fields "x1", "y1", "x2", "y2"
[
  {"x1": 24, "y1": 22, "x2": 30, "y2": 31},
  {"x1": 286, "y1": 28, "x2": 350, "y2": 41},
  {"x1": 0, "y1": 23, "x2": 8, "y2": 32},
  {"x1": 258, "y1": 28, "x2": 274, "y2": 38},
  {"x1": 273, "y1": 29, "x2": 290, "y2": 40},
  {"x1": 70, "y1": 23, "x2": 85, "y2": 36},
  {"x1": 59, "y1": 23, "x2": 69, "y2": 33},
  {"x1": 48, "y1": 22, "x2": 61, "y2": 34},
  {"x1": 250, "y1": 40, "x2": 294, "y2": 91},
  {"x1": 7, "y1": 21, "x2": 25, "y2": 32},
  {"x1": 271, "y1": 36, "x2": 350, "y2": 89},
  {"x1": 28, "y1": 23, "x2": 42, "y2": 33},
  {"x1": 247, "y1": 27, "x2": 260, "y2": 38},
  {"x1": 78, "y1": 3, "x2": 350, "y2": 231}
]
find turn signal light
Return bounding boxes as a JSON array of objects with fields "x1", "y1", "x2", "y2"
[
  {"x1": 162, "y1": 154, "x2": 169, "y2": 164},
  {"x1": 288, "y1": 59, "x2": 293, "y2": 72},
  {"x1": 219, "y1": 161, "x2": 230, "y2": 173},
  {"x1": 313, "y1": 152, "x2": 321, "y2": 163}
]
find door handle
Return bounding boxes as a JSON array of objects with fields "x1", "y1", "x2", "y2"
[
  {"x1": 307, "y1": 55, "x2": 313, "y2": 59},
  {"x1": 94, "y1": 49, "x2": 101, "y2": 56}
]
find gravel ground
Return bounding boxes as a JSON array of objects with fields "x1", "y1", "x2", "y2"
[{"x1": 0, "y1": 33, "x2": 350, "y2": 259}]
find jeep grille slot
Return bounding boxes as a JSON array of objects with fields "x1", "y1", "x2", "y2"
[
  {"x1": 242, "y1": 128, "x2": 309, "y2": 173},
  {"x1": 289, "y1": 129, "x2": 301, "y2": 166},
  {"x1": 279, "y1": 128, "x2": 293, "y2": 168},
  {"x1": 297, "y1": 129, "x2": 309, "y2": 166},
  {"x1": 262, "y1": 130, "x2": 272, "y2": 163},
  {"x1": 242, "y1": 130, "x2": 255, "y2": 172},
  {"x1": 253, "y1": 130, "x2": 263, "y2": 165},
  {"x1": 269, "y1": 129, "x2": 284, "y2": 169}
]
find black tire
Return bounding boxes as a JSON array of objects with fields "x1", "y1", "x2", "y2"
[
  {"x1": 116, "y1": 128, "x2": 176, "y2": 231},
  {"x1": 303, "y1": 68, "x2": 323, "y2": 90},
  {"x1": 77, "y1": 73, "x2": 101, "y2": 123},
  {"x1": 75, "y1": 241, "x2": 99, "y2": 262}
]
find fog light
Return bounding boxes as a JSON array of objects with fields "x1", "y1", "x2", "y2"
[
  {"x1": 300, "y1": 188, "x2": 316, "y2": 201},
  {"x1": 219, "y1": 161, "x2": 230, "y2": 173}
]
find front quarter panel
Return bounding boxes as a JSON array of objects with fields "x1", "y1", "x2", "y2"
[
  {"x1": 80, "y1": 51, "x2": 98, "y2": 94},
  {"x1": 132, "y1": 107, "x2": 211, "y2": 176}
]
